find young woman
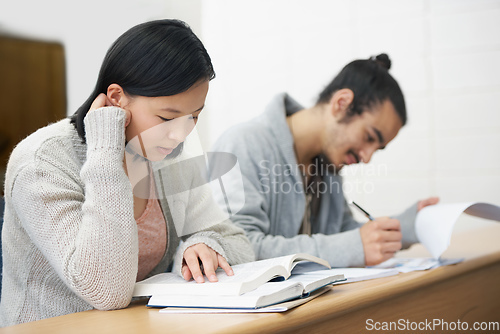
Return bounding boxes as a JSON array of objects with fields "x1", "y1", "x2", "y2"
[{"x1": 0, "y1": 19, "x2": 254, "y2": 326}]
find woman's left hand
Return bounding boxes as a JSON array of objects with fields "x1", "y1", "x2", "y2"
[
  {"x1": 89, "y1": 93, "x2": 131, "y2": 128},
  {"x1": 181, "y1": 243, "x2": 234, "y2": 283}
]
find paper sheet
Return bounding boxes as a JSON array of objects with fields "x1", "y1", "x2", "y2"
[
  {"x1": 292, "y1": 263, "x2": 399, "y2": 283},
  {"x1": 372, "y1": 257, "x2": 463, "y2": 273},
  {"x1": 415, "y1": 202, "x2": 500, "y2": 259}
]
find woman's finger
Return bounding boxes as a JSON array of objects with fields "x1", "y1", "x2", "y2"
[
  {"x1": 183, "y1": 249, "x2": 205, "y2": 283},
  {"x1": 89, "y1": 93, "x2": 113, "y2": 112},
  {"x1": 197, "y1": 248, "x2": 218, "y2": 282},
  {"x1": 181, "y1": 263, "x2": 193, "y2": 281},
  {"x1": 217, "y1": 254, "x2": 233, "y2": 276}
]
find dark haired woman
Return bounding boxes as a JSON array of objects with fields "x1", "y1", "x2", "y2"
[
  {"x1": 210, "y1": 53, "x2": 439, "y2": 270},
  {"x1": 0, "y1": 19, "x2": 254, "y2": 326}
]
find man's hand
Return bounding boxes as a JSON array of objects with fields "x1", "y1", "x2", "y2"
[
  {"x1": 360, "y1": 217, "x2": 402, "y2": 266},
  {"x1": 181, "y1": 243, "x2": 233, "y2": 283},
  {"x1": 417, "y1": 196, "x2": 440, "y2": 211}
]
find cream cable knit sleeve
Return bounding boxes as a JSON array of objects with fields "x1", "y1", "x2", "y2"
[{"x1": 11, "y1": 108, "x2": 137, "y2": 311}]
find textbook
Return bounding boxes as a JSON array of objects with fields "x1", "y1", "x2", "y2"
[
  {"x1": 152, "y1": 284, "x2": 334, "y2": 311},
  {"x1": 158, "y1": 286, "x2": 331, "y2": 313},
  {"x1": 133, "y1": 253, "x2": 332, "y2": 297}
]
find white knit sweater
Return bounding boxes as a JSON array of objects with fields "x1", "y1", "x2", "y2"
[{"x1": 0, "y1": 107, "x2": 254, "y2": 326}]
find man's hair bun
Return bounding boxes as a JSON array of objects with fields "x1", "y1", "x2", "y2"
[{"x1": 371, "y1": 53, "x2": 391, "y2": 70}]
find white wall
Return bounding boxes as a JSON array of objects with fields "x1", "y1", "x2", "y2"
[
  {"x1": 201, "y1": 0, "x2": 500, "y2": 228},
  {"x1": 2, "y1": 0, "x2": 499, "y2": 228},
  {"x1": 0, "y1": 0, "x2": 202, "y2": 116}
]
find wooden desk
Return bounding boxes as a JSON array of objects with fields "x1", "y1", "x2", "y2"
[{"x1": 2, "y1": 224, "x2": 500, "y2": 334}]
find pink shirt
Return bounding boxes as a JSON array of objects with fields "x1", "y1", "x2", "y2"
[{"x1": 135, "y1": 181, "x2": 167, "y2": 281}]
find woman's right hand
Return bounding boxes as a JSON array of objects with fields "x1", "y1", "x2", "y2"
[{"x1": 90, "y1": 93, "x2": 131, "y2": 127}]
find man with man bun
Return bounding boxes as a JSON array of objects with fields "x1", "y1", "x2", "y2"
[{"x1": 210, "y1": 54, "x2": 438, "y2": 267}]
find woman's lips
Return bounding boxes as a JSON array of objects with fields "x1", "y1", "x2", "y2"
[{"x1": 157, "y1": 146, "x2": 173, "y2": 155}]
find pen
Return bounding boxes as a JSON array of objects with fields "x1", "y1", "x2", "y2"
[{"x1": 350, "y1": 201, "x2": 375, "y2": 221}]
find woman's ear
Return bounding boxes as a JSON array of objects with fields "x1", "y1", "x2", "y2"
[
  {"x1": 107, "y1": 84, "x2": 127, "y2": 107},
  {"x1": 329, "y1": 88, "x2": 354, "y2": 119}
]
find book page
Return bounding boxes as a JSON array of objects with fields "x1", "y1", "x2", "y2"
[
  {"x1": 285, "y1": 272, "x2": 344, "y2": 293},
  {"x1": 415, "y1": 202, "x2": 500, "y2": 258},
  {"x1": 136, "y1": 258, "x2": 289, "y2": 285},
  {"x1": 289, "y1": 253, "x2": 330, "y2": 271},
  {"x1": 372, "y1": 257, "x2": 463, "y2": 273},
  {"x1": 134, "y1": 255, "x2": 296, "y2": 297}
]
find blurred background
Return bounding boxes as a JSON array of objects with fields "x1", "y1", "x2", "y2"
[{"x1": 1, "y1": 0, "x2": 499, "y2": 230}]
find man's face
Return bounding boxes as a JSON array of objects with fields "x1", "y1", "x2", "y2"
[{"x1": 322, "y1": 99, "x2": 403, "y2": 171}]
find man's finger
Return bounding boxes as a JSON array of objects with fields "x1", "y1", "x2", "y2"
[
  {"x1": 381, "y1": 241, "x2": 403, "y2": 254},
  {"x1": 381, "y1": 230, "x2": 402, "y2": 242},
  {"x1": 418, "y1": 196, "x2": 440, "y2": 211},
  {"x1": 377, "y1": 218, "x2": 401, "y2": 231},
  {"x1": 380, "y1": 251, "x2": 396, "y2": 263}
]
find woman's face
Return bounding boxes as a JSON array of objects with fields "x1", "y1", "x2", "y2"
[{"x1": 122, "y1": 80, "x2": 209, "y2": 161}]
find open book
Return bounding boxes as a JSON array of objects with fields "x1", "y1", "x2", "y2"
[
  {"x1": 148, "y1": 274, "x2": 343, "y2": 309},
  {"x1": 133, "y1": 253, "x2": 333, "y2": 298},
  {"x1": 147, "y1": 267, "x2": 402, "y2": 309}
]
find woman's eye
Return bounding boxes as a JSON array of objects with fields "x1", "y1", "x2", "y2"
[
  {"x1": 159, "y1": 116, "x2": 173, "y2": 122},
  {"x1": 189, "y1": 115, "x2": 199, "y2": 120}
]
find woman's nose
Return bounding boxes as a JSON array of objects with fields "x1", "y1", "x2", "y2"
[{"x1": 166, "y1": 115, "x2": 196, "y2": 142}]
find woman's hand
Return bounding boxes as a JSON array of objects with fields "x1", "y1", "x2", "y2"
[
  {"x1": 90, "y1": 93, "x2": 131, "y2": 127},
  {"x1": 181, "y1": 243, "x2": 234, "y2": 283}
]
